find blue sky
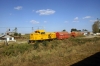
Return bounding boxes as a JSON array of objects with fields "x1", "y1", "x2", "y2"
[{"x1": 0, "y1": 0, "x2": 100, "y2": 33}]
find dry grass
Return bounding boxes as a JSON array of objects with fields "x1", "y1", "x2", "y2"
[{"x1": 0, "y1": 37, "x2": 100, "y2": 66}]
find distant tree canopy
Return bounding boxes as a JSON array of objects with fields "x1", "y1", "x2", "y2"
[
  {"x1": 77, "y1": 30, "x2": 81, "y2": 32},
  {"x1": 71, "y1": 28, "x2": 88, "y2": 32},
  {"x1": 14, "y1": 33, "x2": 18, "y2": 36},
  {"x1": 62, "y1": 29, "x2": 66, "y2": 32},
  {"x1": 82, "y1": 29, "x2": 88, "y2": 31},
  {"x1": 71, "y1": 28, "x2": 77, "y2": 32},
  {"x1": 92, "y1": 20, "x2": 100, "y2": 33},
  {"x1": 19, "y1": 33, "x2": 21, "y2": 37},
  {"x1": 14, "y1": 33, "x2": 22, "y2": 37}
]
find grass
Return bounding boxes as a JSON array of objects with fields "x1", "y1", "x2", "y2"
[{"x1": 0, "y1": 37, "x2": 100, "y2": 66}]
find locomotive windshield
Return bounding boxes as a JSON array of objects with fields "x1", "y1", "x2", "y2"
[{"x1": 35, "y1": 31, "x2": 40, "y2": 33}]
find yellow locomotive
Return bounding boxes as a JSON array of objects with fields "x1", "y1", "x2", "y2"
[{"x1": 28, "y1": 30, "x2": 56, "y2": 43}]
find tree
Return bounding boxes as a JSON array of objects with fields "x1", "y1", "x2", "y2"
[
  {"x1": 14, "y1": 32, "x2": 18, "y2": 36},
  {"x1": 19, "y1": 33, "x2": 21, "y2": 37},
  {"x1": 62, "y1": 29, "x2": 66, "y2": 32},
  {"x1": 71, "y1": 28, "x2": 77, "y2": 32},
  {"x1": 77, "y1": 30, "x2": 81, "y2": 32},
  {"x1": 82, "y1": 29, "x2": 88, "y2": 31},
  {"x1": 92, "y1": 20, "x2": 100, "y2": 33}
]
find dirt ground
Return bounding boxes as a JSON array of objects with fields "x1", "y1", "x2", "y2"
[
  {"x1": 83, "y1": 35, "x2": 100, "y2": 38},
  {"x1": 0, "y1": 39, "x2": 28, "y2": 45}
]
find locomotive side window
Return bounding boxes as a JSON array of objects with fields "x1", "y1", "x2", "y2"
[
  {"x1": 41, "y1": 32, "x2": 45, "y2": 34},
  {"x1": 35, "y1": 31, "x2": 37, "y2": 33}
]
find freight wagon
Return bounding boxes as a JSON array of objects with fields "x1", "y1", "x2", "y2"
[
  {"x1": 55, "y1": 32, "x2": 70, "y2": 40},
  {"x1": 28, "y1": 29, "x2": 80, "y2": 44}
]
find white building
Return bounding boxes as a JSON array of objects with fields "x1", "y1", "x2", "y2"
[{"x1": 0, "y1": 35, "x2": 16, "y2": 42}]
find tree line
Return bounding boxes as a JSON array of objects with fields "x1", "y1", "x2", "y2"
[
  {"x1": 92, "y1": 18, "x2": 100, "y2": 33},
  {"x1": 63, "y1": 18, "x2": 100, "y2": 33}
]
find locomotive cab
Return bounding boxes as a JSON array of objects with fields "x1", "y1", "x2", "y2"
[{"x1": 35, "y1": 30, "x2": 45, "y2": 34}]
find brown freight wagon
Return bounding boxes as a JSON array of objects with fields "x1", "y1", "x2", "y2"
[
  {"x1": 55, "y1": 32, "x2": 70, "y2": 40},
  {"x1": 71, "y1": 32, "x2": 76, "y2": 37},
  {"x1": 71, "y1": 32, "x2": 84, "y2": 37}
]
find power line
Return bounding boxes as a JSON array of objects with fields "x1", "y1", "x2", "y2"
[
  {"x1": 0, "y1": 26, "x2": 44, "y2": 28},
  {"x1": 0, "y1": 27, "x2": 32, "y2": 28}
]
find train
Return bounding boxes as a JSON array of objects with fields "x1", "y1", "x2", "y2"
[{"x1": 28, "y1": 29, "x2": 83, "y2": 44}]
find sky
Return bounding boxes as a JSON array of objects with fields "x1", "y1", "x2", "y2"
[{"x1": 0, "y1": 0, "x2": 100, "y2": 33}]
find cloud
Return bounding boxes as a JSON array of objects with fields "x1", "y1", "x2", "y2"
[
  {"x1": 14, "y1": 6, "x2": 22, "y2": 10},
  {"x1": 73, "y1": 17, "x2": 79, "y2": 22},
  {"x1": 89, "y1": 20, "x2": 97, "y2": 22},
  {"x1": 83, "y1": 16, "x2": 92, "y2": 19},
  {"x1": 44, "y1": 21, "x2": 47, "y2": 23},
  {"x1": 30, "y1": 20, "x2": 39, "y2": 24},
  {"x1": 74, "y1": 17, "x2": 79, "y2": 20},
  {"x1": 36, "y1": 9, "x2": 55, "y2": 15}
]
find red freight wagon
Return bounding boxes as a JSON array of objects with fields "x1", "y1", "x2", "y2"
[{"x1": 56, "y1": 32, "x2": 70, "y2": 40}]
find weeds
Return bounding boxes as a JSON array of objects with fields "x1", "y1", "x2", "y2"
[
  {"x1": 33, "y1": 42, "x2": 39, "y2": 49},
  {"x1": 42, "y1": 41, "x2": 49, "y2": 47},
  {"x1": 2, "y1": 43, "x2": 32, "y2": 56},
  {"x1": 0, "y1": 37, "x2": 100, "y2": 66}
]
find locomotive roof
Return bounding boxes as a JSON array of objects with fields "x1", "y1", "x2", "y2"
[{"x1": 35, "y1": 30, "x2": 45, "y2": 32}]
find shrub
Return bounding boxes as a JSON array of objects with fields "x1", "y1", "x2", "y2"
[
  {"x1": 2, "y1": 43, "x2": 32, "y2": 56},
  {"x1": 42, "y1": 41, "x2": 49, "y2": 47},
  {"x1": 49, "y1": 40, "x2": 62, "y2": 49},
  {"x1": 33, "y1": 41, "x2": 39, "y2": 49}
]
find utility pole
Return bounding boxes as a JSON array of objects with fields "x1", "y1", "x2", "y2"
[
  {"x1": 15, "y1": 27, "x2": 17, "y2": 33},
  {"x1": 6, "y1": 28, "x2": 10, "y2": 35}
]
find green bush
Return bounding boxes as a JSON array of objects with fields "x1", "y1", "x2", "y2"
[
  {"x1": 49, "y1": 40, "x2": 61, "y2": 49},
  {"x1": 42, "y1": 41, "x2": 49, "y2": 47},
  {"x1": 68, "y1": 38, "x2": 86, "y2": 45},
  {"x1": 33, "y1": 42, "x2": 39, "y2": 49},
  {"x1": 1, "y1": 37, "x2": 100, "y2": 57},
  {"x1": 2, "y1": 43, "x2": 32, "y2": 56}
]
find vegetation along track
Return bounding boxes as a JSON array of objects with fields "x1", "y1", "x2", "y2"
[{"x1": 0, "y1": 37, "x2": 100, "y2": 66}]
